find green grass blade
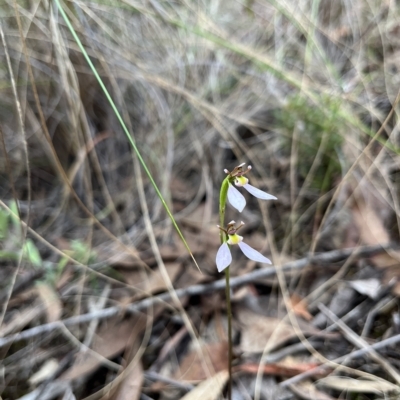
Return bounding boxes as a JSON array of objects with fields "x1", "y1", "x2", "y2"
[{"x1": 54, "y1": 0, "x2": 200, "y2": 272}]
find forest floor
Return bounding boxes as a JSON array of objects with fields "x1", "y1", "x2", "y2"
[{"x1": 1, "y1": 1, "x2": 400, "y2": 399}]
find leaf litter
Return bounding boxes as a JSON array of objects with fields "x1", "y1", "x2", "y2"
[{"x1": 2, "y1": 1, "x2": 400, "y2": 399}]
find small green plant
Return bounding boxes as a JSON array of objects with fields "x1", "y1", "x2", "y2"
[
  {"x1": 0, "y1": 203, "x2": 75, "y2": 278},
  {"x1": 43, "y1": 239, "x2": 97, "y2": 286},
  {"x1": 22, "y1": 239, "x2": 42, "y2": 268},
  {"x1": 277, "y1": 94, "x2": 343, "y2": 191},
  {"x1": 0, "y1": 208, "x2": 9, "y2": 240},
  {"x1": 0, "y1": 201, "x2": 42, "y2": 268},
  {"x1": 216, "y1": 163, "x2": 276, "y2": 400},
  {"x1": 69, "y1": 239, "x2": 97, "y2": 265}
]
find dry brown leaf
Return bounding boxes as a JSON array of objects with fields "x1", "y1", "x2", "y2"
[
  {"x1": 317, "y1": 376, "x2": 399, "y2": 394},
  {"x1": 0, "y1": 302, "x2": 45, "y2": 337},
  {"x1": 291, "y1": 380, "x2": 336, "y2": 400},
  {"x1": 237, "y1": 361, "x2": 319, "y2": 377},
  {"x1": 175, "y1": 229, "x2": 207, "y2": 258},
  {"x1": 146, "y1": 263, "x2": 182, "y2": 293},
  {"x1": 179, "y1": 370, "x2": 229, "y2": 400},
  {"x1": 7, "y1": 287, "x2": 37, "y2": 307},
  {"x1": 174, "y1": 261, "x2": 206, "y2": 289},
  {"x1": 56, "y1": 266, "x2": 74, "y2": 290},
  {"x1": 289, "y1": 294, "x2": 313, "y2": 321},
  {"x1": 381, "y1": 265, "x2": 400, "y2": 297},
  {"x1": 200, "y1": 292, "x2": 225, "y2": 316},
  {"x1": 181, "y1": 203, "x2": 209, "y2": 229},
  {"x1": 151, "y1": 326, "x2": 188, "y2": 375},
  {"x1": 28, "y1": 358, "x2": 59, "y2": 386},
  {"x1": 351, "y1": 193, "x2": 400, "y2": 290},
  {"x1": 238, "y1": 309, "x2": 320, "y2": 353},
  {"x1": 112, "y1": 340, "x2": 144, "y2": 400},
  {"x1": 331, "y1": 26, "x2": 351, "y2": 41},
  {"x1": 232, "y1": 286, "x2": 252, "y2": 301},
  {"x1": 122, "y1": 263, "x2": 182, "y2": 297},
  {"x1": 174, "y1": 342, "x2": 229, "y2": 382},
  {"x1": 158, "y1": 244, "x2": 183, "y2": 261},
  {"x1": 36, "y1": 283, "x2": 62, "y2": 322},
  {"x1": 370, "y1": 251, "x2": 400, "y2": 269},
  {"x1": 110, "y1": 314, "x2": 148, "y2": 400},
  {"x1": 67, "y1": 315, "x2": 148, "y2": 400},
  {"x1": 374, "y1": 259, "x2": 400, "y2": 297},
  {"x1": 142, "y1": 243, "x2": 185, "y2": 265},
  {"x1": 352, "y1": 190, "x2": 390, "y2": 246},
  {"x1": 238, "y1": 311, "x2": 296, "y2": 353},
  {"x1": 61, "y1": 317, "x2": 137, "y2": 381},
  {"x1": 112, "y1": 360, "x2": 143, "y2": 400}
]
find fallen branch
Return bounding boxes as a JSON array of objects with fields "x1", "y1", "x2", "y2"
[{"x1": 0, "y1": 243, "x2": 397, "y2": 349}]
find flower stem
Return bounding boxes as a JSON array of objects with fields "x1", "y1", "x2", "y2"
[
  {"x1": 224, "y1": 267, "x2": 233, "y2": 400},
  {"x1": 219, "y1": 176, "x2": 233, "y2": 400}
]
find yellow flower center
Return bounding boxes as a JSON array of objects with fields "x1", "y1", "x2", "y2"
[
  {"x1": 235, "y1": 176, "x2": 248, "y2": 187},
  {"x1": 227, "y1": 234, "x2": 243, "y2": 245}
]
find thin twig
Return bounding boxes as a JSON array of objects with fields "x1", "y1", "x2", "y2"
[
  {"x1": 144, "y1": 371, "x2": 194, "y2": 390},
  {"x1": 17, "y1": 381, "x2": 72, "y2": 400},
  {"x1": 0, "y1": 243, "x2": 397, "y2": 349},
  {"x1": 82, "y1": 284, "x2": 111, "y2": 348},
  {"x1": 362, "y1": 297, "x2": 396, "y2": 338},
  {"x1": 280, "y1": 332, "x2": 400, "y2": 387},
  {"x1": 318, "y1": 303, "x2": 400, "y2": 384}
]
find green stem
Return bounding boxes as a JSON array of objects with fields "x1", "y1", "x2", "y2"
[
  {"x1": 224, "y1": 267, "x2": 233, "y2": 400},
  {"x1": 219, "y1": 176, "x2": 232, "y2": 400},
  {"x1": 219, "y1": 177, "x2": 229, "y2": 242}
]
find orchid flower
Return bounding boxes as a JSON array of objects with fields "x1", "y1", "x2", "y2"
[
  {"x1": 224, "y1": 163, "x2": 277, "y2": 212},
  {"x1": 216, "y1": 221, "x2": 271, "y2": 272}
]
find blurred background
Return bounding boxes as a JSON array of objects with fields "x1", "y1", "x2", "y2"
[{"x1": 1, "y1": 1, "x2": 400, "y2": 399}]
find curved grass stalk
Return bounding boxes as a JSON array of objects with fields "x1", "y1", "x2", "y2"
[{"x1": 54, "y1": 0, "x2": 200, "y2": 272}]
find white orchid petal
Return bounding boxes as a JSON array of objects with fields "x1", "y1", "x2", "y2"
[
  {"x1": 216, "y1": 242, "x2": 232, "y2": 272},
  {"x1": 227, "y1": 184, "x2": 246, "y2": 212},
  {"x1": 243, "y1": 184, "x2": 277, "y2": 200},
  {"x1": 238, "y1": 242, "x2": 271, "y2": 264}
]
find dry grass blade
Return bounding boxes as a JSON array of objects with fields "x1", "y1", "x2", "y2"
[
  {"x1": 317, "y1": 376, "x2": 399, "y2": 394},
  {"x1": 54, "y1": 0, "x2": 201, "y2": 274},
  {"x1": 0, "y1": 302, "x2": 45, "y2": 337},
  {"x1": 319, "y1": 303, "x2": 400, "y2": 385},
  {"x1": 3, "y1": 0, "x2": 400, "y2": 399},
  {"x1": 179, "y1": 370, "x2": 229, "y2": 400},
  {"x1": 290, "y1": 381, "x2": 335, "y2": 400}
]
